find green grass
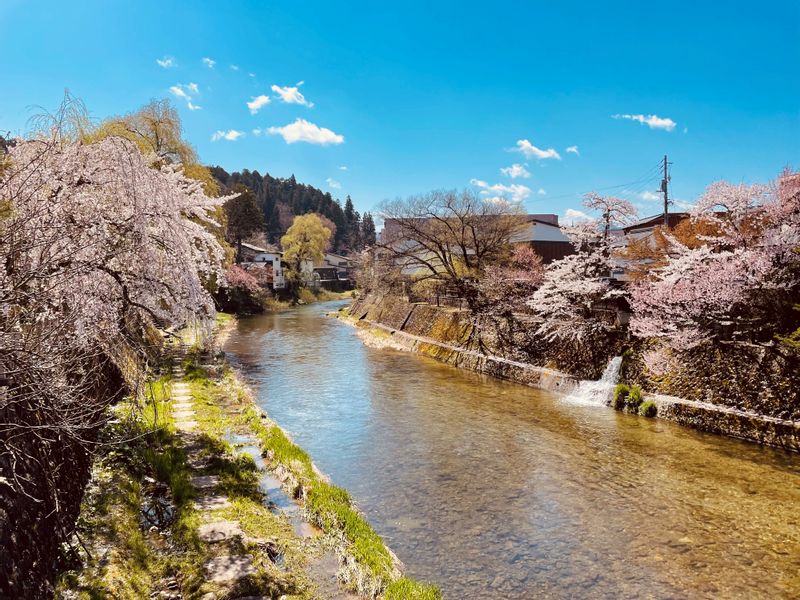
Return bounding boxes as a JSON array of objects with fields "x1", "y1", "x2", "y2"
[
  {"x1": 627, "y1": 384, "x2": 643, "y2": 409},
  {"x1": 612, "y1": 383, "x2": 630, "y2": 410},
  {"x1": 242, "y1": 403, "x2": 434, "y2": 593},
  {"x1": 639, "y1": 399, "x2": 658, "y2": 418},
  {"x1": 57, "y1": 373, "x2": 197, "y2": 598},
  {"x1": 306, "y1": 483, "x2": 395, "y2": 580},
  {"x1": 384, "y1": 577, "x2": 444, "y2": 600}
]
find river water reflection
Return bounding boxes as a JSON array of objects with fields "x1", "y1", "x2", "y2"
[{"x1": 223, "y1": 301, "x2": 800, "y2": 599}]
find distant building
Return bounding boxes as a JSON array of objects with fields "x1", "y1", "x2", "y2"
[
  {"x1": 240, "y1": 243, "x2": 286, "y2": 290},
  {"x1": 510, "y1": 214, "x2": 574, "y2": 263},
  {"x1": 239, "y1": 242, "x2": 270, "y2": 262},
  {"x1": 621, "y1": 212, "x2": 690, "y2": 238},
  {"x1": 314, "y1": 254, "x2": 356, "y2": 291},
  {"x1": 609, "y1": 212, "x2": 691, "y2": 281},
  {"x1": 321, "y1": 253, "x2": 356, "y2": 280},
  {"x1": 379, "y1": 213, "x2": 573, "y2": 268}
]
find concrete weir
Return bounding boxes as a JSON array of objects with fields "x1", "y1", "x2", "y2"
[{"x1": 344, "y1": 294, "x2": 800, "y2": 453}]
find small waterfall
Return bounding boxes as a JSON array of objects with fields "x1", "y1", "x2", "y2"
[{"x1": 567, "y1": 356, "x2": 623, "y2": 406}]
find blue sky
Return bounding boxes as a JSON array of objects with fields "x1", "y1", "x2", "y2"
[{"x1": 1, "y1": 1, "x2": 798, "y2": 222}]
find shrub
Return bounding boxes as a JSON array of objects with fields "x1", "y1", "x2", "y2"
[
  {"x1": 298, "y1": 287, "x2": 317, "y2": 305},
  {"x1": 627, "y1": 385, "x2": 643, "y2": 409},
  {"x1": 612, "y1": 383, "x2": 630, "y2": 410},
  {"x1": 639, "y1": 400, "x2": 658, "y2": 418}
]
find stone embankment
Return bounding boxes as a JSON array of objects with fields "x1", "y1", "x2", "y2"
[{"x1": 344, "y1": 294, "x2": 800, "y2": 453}]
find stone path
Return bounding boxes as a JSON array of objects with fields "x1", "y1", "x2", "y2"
[
  {"x1": 169, "y1": 357, "x2": 358, "y2": 600},
  {"x1": 169, "y1": 362, "x2": 261, "y2": 597}
]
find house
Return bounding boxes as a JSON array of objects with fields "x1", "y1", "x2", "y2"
[
  {"x1": 510, "y1": 214, "x2": 574, "y2": 263},
  {"x1": 621, "y1": 212, "x2": 690, "y2": 238},
  {"x1": 239, "y1": 242, "x2": 270, "y2": 262},
  {"x1": 239, "y1": 243, "x2": 286, "y2": 290},
  {"x1": 609, "y1": 213, "x2": 690, "y2": 281},
  {"x1": 378, "y1": 213, "x2": 573, "y2": 272},
  {"x1": 322, "y1": 253, "x2": 356, "y2": 278}
]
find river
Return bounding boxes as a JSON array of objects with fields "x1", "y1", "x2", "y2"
[{"x1": 222, "y1": 301, "x2": 800, "y2": 599}]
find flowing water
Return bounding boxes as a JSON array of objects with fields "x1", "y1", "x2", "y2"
[
  {"x1": 567, "y1": 356, "x2": 623, "y2": 406},
  {"x1": 223, "y1": 301, "x2": 800, "y2": 599}
]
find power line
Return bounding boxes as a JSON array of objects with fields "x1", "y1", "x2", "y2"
[{"x1": 535, "y1": 159, "x2": 665, "y2": 202}]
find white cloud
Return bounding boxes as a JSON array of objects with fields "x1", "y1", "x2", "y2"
[
  {"x1": 566, "y1": 145, "x2": 580, "y2": 156},
  {"x1": 470, "y1": 178, "x2": 531, "y2": 203},
  {"x1": 326, "y1": 177, "x2": 342, "y2": 189},
  {"x1": 230, "y1": 64, "x2": 239, "y2": 71},
  {"x1": 338, "y1": 165, "x2": 348, "y2": 171},
  {"x1": 202, "y1": 57, "x2": 216, "y2": 68},
  {"x1": 513, "y1": 139, "x2": 561, "y2": 160},
  {"x1": 640, "y1": 190, "x2": 660, "y2": 201},
  {"x1": 612, "y1": 113, "x2": 677, "y2": 131},
  {"x1": 170, "y1": 83, "x2": 201, "y2": 110},
  {"x1": 169, "y1": 85, "x2": 189, "y2": 99},
  {"x1": 247, "y1": 94, "x2": 271, "y2": 114},
  {"x1": 563, "y1": 208, "x2": 592, "y2": 224},
  {"x1": 248, "y1": 72, "x2": 256, "y2": 78},
  {"x1": 267, "y1": 118, "x2": 344, "y2": 145},
  {"x1": 156, "y1": 56, "x2": 175, "y2": 68},
  {"x1": 252, "y1": 128, "x2": 263, "y2": 136},
  {"x1": 500, "y1": 163, "x2": 530, "y2": 179},
  {"x1": 211, "y1": 129, "x2": 245, "y2": 142},
  {"x1": 538, "y1": 188, "x2": 547, "y2": 196},
  {"x1": 271, "y1": 82, "x2": 314, "y2": 107}
]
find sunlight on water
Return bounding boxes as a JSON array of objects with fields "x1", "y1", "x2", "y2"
[{"x1": 224, "y1": 302, "x2": 800, "y2": 600}]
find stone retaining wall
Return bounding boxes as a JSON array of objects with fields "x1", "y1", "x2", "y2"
[{"x1": 347, "y1": 294, "x2": 800, "y2": 453}]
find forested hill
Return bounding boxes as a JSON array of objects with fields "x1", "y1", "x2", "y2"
[{"x1": 210, "y1": 166, "x2": 376, "y2": 254}]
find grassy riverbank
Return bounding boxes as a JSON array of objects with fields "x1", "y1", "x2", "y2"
[{"x1": 57, "y1": 313, "x2": 439, "y2": 599}]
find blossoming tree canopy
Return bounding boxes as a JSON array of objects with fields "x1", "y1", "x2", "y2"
[
  {"x1": 1, "y1": 129, "x2": 234, "y2": 440},
  {"x1": 528, "y1": 193, "x2": 637, "y2": 342},
  {"x1": 630, "y1": 171, "x2": 800, "y2": 355},
  {"x1": 3, "y1": 135, "x2": 230, "y2": 334}
]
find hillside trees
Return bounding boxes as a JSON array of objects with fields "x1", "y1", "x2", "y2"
[
  {"x1": 211, "y1": 166, "x2": 373, "y2": 254},
  {"x1": 224, "y1": 184, "x2": 264, "y2": 261},
  {"x1": 361, "y1": 212, "x2": 377, "y2": 246}
]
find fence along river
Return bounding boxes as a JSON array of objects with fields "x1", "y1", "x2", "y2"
[{"x1": 223, "y1": 301, "x2": 800, "y2": 599}]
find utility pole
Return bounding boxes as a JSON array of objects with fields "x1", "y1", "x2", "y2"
[{"x1": 661, "y1": 154, "x2": 671, "y2": 227}]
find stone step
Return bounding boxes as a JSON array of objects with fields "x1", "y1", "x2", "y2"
[
  {"x1": 197, "y1": 520, "x2": 245, "y2": 543},
  {"x1": 194, "y1": 495, "x2": 231, "y2": 511},
  {"x1": 175, "y1": 420, "x2": 198, "y2": 432},
  {"x1": 190, "y1": 475, "x2": 220, "y2": 491},
  {"x1": 172, "y1": 410, "x2": 195, "y2": 420},
  {"x1": 204, "y1": 555, "x2": 256, "y2": 583}
]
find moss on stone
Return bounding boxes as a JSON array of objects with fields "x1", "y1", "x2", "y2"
[{"x1": 639, "y1": 400, "x2": 658, "y2": 418}]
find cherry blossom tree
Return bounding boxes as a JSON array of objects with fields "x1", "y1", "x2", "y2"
[
  {"x1": 630, "y1": 171, "x2": 800, "y2": 355},
  {"x1": 478, "y1": 245, "x2": 544, "y2": 314},
  {"x1": 527, "y1": 193, "x2": 636, "y2": 342},
  {"x1": 0, "y1": 105, "x2": 231, "y2": 526}
]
